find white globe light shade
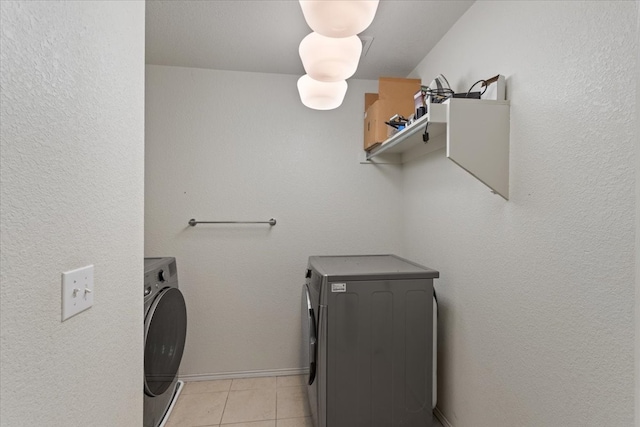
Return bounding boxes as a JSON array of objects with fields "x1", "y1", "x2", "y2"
[
  {"x1": 299, "y1": 32, "x2": 362, "y2": 82},
  {"x1": 299, "y1": 0, "x2": 380, "y2": 38},
  {"x1": 297, "y1": 75, "x2": 348, "y2": 110}
]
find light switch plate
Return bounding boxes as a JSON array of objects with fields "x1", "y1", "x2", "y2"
[{"x1": 61, "y1": 265, "x2": 94, "y2": 321}]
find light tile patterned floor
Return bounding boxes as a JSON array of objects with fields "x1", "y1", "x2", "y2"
[
  {"x1": 164, "y1": 375, "x2": 310, "y2": 427},
  {"x1": 164, "y1": 375, "x2": 444, "y2": 427}
]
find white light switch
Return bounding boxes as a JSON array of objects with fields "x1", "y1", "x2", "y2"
[{"x1": 61, "y1": 265, "x2": 94, "y2": 321}]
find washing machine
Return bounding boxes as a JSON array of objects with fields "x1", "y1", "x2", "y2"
[
  {"x1": 303, "y1": 255, "x2": 439, "y2": 427},
  {"x1": 144, "y1": 257, "x2": 187, "y2": 427}
]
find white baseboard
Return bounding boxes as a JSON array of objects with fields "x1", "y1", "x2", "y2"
[
  {"x1": 179, "y1": 367, "x2": 309, "y2": 382},
  {"x1": 434, "y1": 406, "x2": 454, "y2": 427}
]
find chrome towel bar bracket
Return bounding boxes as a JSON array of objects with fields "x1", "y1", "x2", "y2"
[{"x1": 188, "y1": 218, "x2": 277, "y2": 227}]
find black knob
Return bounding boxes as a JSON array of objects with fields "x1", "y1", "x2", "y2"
[{"x1": 158, "y1": 270, "x2": 167, "y2": 282}]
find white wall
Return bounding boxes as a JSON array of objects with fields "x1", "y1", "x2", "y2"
[
  {"x1": 405, "y1": 1, "x2": 636, "y2": 426},
  {"x1": 636, "y1": 2, "x2": 640, "y2": 424},
  {"x1": 145, "y1": 66, "x2": 403, "y2": 377},
  {"x1": 0, "y1": 2, "x2": 145, "y2": 426}
]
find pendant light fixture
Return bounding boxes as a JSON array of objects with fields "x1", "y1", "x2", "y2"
[
  {"x1": 299, "y1": 0, "x2": 380, "y2": 38},
  {"x1": 299, "y1": 32, "x2": 362, "y2": 82},
  {"x1": 297, "y1": 75, "x2": 348, "y2": 110},
  {"x1": 297, "y1": 0, "x2": 379, "y2": 110}
]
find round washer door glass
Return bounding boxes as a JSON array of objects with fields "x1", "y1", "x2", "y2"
[{"x1": 144, "y1": 287, "x2": 187, "y2": 396}]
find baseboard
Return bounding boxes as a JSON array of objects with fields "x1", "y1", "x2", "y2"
[
  {"x1": 434, "y1": 406, "x2": 454, "y2": 427},
  {"x1": 179, "y1": 367, "x2": 309, "y2": 382}
]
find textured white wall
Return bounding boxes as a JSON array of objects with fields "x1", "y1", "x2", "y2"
[
  {"x1": 145, "y1": 66, "x2": 403, "y2": 376},
  {"x1": 0, "y1": 2, "x2": 145, "y2": 426},
  {"x1": 635, "y1": 0, "x2": 640, "y2": 425},
  {"x1": 405, "y1": 2, "x2": 636, "y2": 426}
]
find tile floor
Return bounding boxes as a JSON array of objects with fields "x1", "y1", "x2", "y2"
[{"x1": 164, "y1": 375, "x2": 444, "y2": 427}]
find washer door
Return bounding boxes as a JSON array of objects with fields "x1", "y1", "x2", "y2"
[{"x1": 144, "y1": 287, "x2": 187, "y2": 397}]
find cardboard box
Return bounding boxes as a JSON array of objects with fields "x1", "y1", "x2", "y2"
[
  {"x1": 364, "y1": 96, "x2": 417, "y2": 151},
  {"x1": 364, "y1": 93, "x2": 379, "y2": 111},
  {"x1": 363, "y1": 77, "x2": 422, "y2": 151},
  {"x1": 378, "y1": 77, "x2": 421, "y2": 101},
  {"x1": 363, "y1": 100, "x2": 382, "y2": 151}
]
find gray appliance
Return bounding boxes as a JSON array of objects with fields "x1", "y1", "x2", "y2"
[
  {"x1": 144, "y1": 257, "x2": 187, "y2": 427},
  {"x1": 303, "y1": 255, "x2": 439, "y2": 427}
]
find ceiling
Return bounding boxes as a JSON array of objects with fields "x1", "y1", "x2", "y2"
[{"x1": 146, "y1": 1, "x2": 474, "y2": 80}]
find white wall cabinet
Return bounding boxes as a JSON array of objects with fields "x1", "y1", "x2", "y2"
[{"x1": 366, "y1": 98, "x2": 510, "y2": 199}]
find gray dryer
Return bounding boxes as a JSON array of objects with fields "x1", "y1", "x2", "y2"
[{"x1": 303, "y1": 255, "x2": 439, "y2": 427}]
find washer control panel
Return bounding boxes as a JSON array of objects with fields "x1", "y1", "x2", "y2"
[{"x1": 143, "y1": 257, "x2": 178, "y2": 299}]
